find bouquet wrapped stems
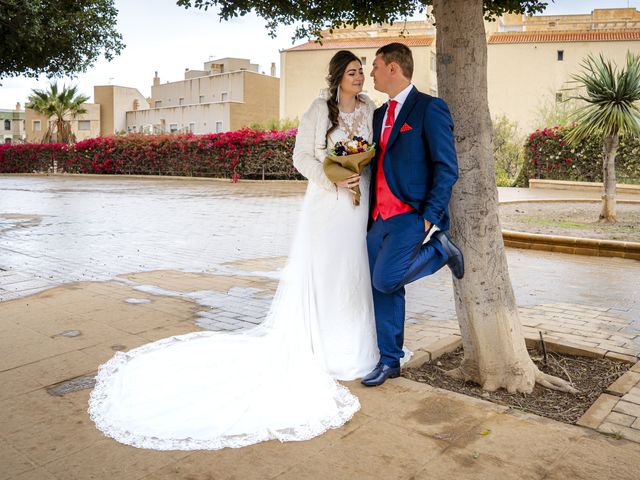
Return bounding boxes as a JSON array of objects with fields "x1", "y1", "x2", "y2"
[{"x1": 323, "y1": 148, "x2": 376, "y2": 206}]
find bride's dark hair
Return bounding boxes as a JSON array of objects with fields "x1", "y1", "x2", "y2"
[{"x1": 326, "y1": 50, "x2": 363, "y2": 137}]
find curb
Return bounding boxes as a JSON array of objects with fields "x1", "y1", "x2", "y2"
[
  {"x1": 406, "y1": 334, "x2": 639, "y2": 371},
  {"x1": 530, "y1": 179, "x2": 640, "y2": 195},
  {"x1": 0, "y1": 172, "x2": 306, "y2": 185},
  {"x1": 404, "y1": 335, "x2": 462, "y2": 369},
  {"x1": 502, "y1": 229, "x2": 640, "y2": 261}
]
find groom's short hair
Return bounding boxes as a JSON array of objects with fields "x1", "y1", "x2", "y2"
[{"x1": 376, "y1": 43, "x2": 414, "y2": 80}]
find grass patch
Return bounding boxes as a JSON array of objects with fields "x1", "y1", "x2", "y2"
[{"x1": 521, "y1": 217, "x2": 592, "y2": 229}]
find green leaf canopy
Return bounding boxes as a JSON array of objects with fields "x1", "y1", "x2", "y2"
[{"x1": 0, "y1": 0, "x2": 124, "y2": 79}]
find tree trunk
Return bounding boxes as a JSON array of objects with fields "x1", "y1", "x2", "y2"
[
  {"x1": 432, "y1": 0, "x2": 575, "y2": 393},
  {"x1": 42, "y1": 121, "x2": 54, "y2": 144},
  {"x1": 600, "y1": 135, "x2": 618, "y2": 223}
]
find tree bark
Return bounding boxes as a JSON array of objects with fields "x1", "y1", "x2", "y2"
[
  {"x1": 600, "y1": 135, "x2": 618, "y2": 223},
  {"x1": 56, "y1": 117, "x2": 65, "y2": 143},
  {"x1": 432, "y1": 0, "x2": 575, "y2": 393}
]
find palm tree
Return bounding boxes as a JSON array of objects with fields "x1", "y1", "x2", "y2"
[
  {"x1": 565, "y1": 52, "x2": 640, "y2": 223},
  {"x1": 26, "y1": 83, "x2": 90, "y2": 144}
]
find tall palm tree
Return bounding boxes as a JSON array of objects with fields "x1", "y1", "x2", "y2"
[
  {"x1": 26, "y1": 83, "x2": 90, "y2": 144},
  {"x1": 565, "y1": 52, "x2": 640, "y2": 223}
]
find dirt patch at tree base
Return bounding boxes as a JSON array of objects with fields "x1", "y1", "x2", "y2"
[
  {"x1": 499, "y1": 201, "x2": 640, "y2": 242},
  {"x1": 403, "y1": 347, "x2": 629, "y2": 425}
]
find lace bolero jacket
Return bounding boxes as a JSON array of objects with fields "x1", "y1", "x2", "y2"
[{"x1": 293, "y1": 90, "x2": 376, "y2": 191}]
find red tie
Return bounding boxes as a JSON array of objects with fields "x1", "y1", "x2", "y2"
[
  {"x1": 372, "y1": 99, "x2": 413, "y2": 220},
  {"x1": 380, "y1": 100, "x2": 397, "y2": 150}
]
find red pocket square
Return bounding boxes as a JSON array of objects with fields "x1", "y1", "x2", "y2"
[{"x1": 400, "y1": 123, "x2": 412, "y2": 132}]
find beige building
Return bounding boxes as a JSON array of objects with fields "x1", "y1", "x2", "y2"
[
  {"x1": 126, "y1": 57, "x2": 279, "y2": 134},
  {"x1": 1, "y1": 104, "x2": 25, "y2": 144},
  {"x1": 280, "y1": 21, "x2": 437, "y2": 120},
  {"x1": 487, "y1": 8, "x2": 640, "y2": 132},
  {"x1": 94, "y1": 85, "x2": 149, "y2": 136},
  {"x1": 21, "y1": 57, "x2": 278, "y2": 143},
  {"x1": 280, "y1": 8, "x2": 640, "y2": 134},
  {"x1": 25, "y1": 103, "x2": 101, "y2": 143}
]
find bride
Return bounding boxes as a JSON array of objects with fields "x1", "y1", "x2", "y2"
[{"x1": 88, "y1": 50, "x2": 380, "y2": 450}]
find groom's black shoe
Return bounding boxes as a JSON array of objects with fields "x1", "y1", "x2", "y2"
[
  {"x1": 433, "y1": 231, "x2": 464, "y2": 280},
  {"x1": 361, "y1": 363, "x2": 401, "y2": 387}
]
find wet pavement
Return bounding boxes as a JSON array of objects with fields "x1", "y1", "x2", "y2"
[
  {"x1": 0, "y1": 175, "x2": 301, "y2": 293},
  {"x1": 1, "y1": 174, "x2": 639, "y2": 353},
  {"x1": 1, "y1": 176, "x2": 638, "y2": 303}
]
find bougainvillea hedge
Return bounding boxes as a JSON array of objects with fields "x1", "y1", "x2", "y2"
[
  {"x1": 523, "y1": 126, "x2": 640, "y2": 185},
  {"x1": 0, "y1": 129, "x2": 305, "y2": 181},
  {"x1": 0, "y1": 143, "x2": 71, "y2": 174}
]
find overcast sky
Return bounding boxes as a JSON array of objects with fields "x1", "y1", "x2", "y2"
[{"x1": 1, "y1": 0, "x2": 639, "y2": 107}]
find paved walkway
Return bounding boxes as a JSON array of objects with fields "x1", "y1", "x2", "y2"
[
  {"x1": 1, "y1": 175, "x2": 639, "y2": 351},
  {"x1": 1, "y1": 174, "x2": 640, "y2": 479}
]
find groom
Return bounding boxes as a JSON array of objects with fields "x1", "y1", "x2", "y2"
[{"x1": 362, "y1": 43, "x2": 464, "y2": 387}]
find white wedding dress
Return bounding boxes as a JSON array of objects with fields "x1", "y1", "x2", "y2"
[{"x1": 88, "y1": 97, "x2": 380, "y2": 450}]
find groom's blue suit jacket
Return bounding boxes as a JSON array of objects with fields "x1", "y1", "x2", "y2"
[{"x1": 368, "y1": 86, "x2": 459, "y2": 231}]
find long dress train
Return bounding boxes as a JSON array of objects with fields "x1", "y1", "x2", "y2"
[{"x1": 88, "y1": 97, "x2": 379, "y2": 450}]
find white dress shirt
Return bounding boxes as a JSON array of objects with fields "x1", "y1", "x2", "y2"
[{"x1": 380, "y1": 83, "x2": 415, "y2": 138}]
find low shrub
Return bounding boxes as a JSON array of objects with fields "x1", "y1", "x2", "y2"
[
  {"x1": 0, "y1": 129, "x2": 304, "y2": 181},
  {"x1": 520, "y1": 126, "x2": 640, "y2": 186},
  {"x1": 0, "y1": 143, "x2": 70, "y2": 173}
]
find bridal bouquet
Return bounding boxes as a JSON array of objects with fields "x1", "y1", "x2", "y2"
[{"x1": 323, "y1": 136, "x2": 376, "y2": 206}]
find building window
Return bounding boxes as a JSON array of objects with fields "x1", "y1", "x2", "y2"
[
  {"x1": 215, "y1": 121, "x2": 223, "y2": 133},
  {"x1": 556, "y1": 92, "x2": 563, "y2": 102},
  {"x1": 360, "y1": 56, "x2": 367, "y2": 65},
  {"x1": 188, "y1": 122, "x2": 195, "y2": 133},
  {"x1": 199, "y1": 95, "x2": 205, "y2": 103},
  {"x1": 33, "y1": 120, "x2": 41, "y2": 131},
  {"x1": 557, "y1": 50, "x2": 564, "y2": 61},
  {"x1": 179, "y1": 98, "x2": 184, "y2": 105},
  {"x1": 169, "y1": 123, "x2": 178, "y2": 133},
  {"x1": 221, "y1": 92, "x2": 228, "y2": 101},
  {"x1": 5, "y1": 138, "x2": 12, "y2": 144},
  {"x1": 4, "y1": 119, "x2": 10, "y2": 130},
  {"x1": 155, "y1": 101, "x2": 162, "y2": 108},
  {"x1": 78, "y1": 120, "x2": 91, "y2": 131}
]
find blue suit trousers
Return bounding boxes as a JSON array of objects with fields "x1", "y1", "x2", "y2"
[{"x1": 367, "y1": 211, "x2": 448, "y2": 368}]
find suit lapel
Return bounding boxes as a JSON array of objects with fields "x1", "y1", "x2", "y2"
[
  {"x1": 372, "y1": 106, "x2": 385, "y2": 146},
  {"x1": 371, "y1": 106, "x2": 386, "y2": 172},
  {"x1": 385, "y1": 86, "x2": 418, "y2": 150}
]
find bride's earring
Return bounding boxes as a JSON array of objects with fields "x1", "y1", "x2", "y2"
[{"x1": 336, "y1": 86, "x2": 340, "y2": 104}]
